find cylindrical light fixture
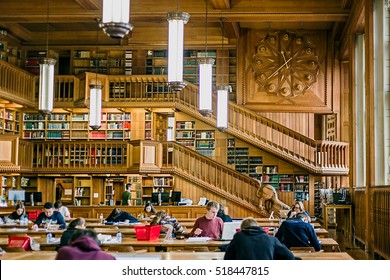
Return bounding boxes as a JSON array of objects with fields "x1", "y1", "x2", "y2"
[
  {"x1": 38, "y1": 58, "x2": 56, "y2": 116},
  {"x1": 198, "y1": 57, "x2": 214, "y2": 117},
  {"x1": 89, "y1": 84, "x2": 103, "y2": 130},
  {"x1": 167, "y1": 11, "x2": 190, "y2": 91},
  {"x1": 217, "y1": 85, "x2": 230, "y2": 131},
  {"x1": 99, "y1": 0, "x2": 133, "y2": 39}
]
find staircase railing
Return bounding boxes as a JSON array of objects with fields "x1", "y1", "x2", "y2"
[
  {"x1": 0, "y1": 64, "x2": 349, "y2": 175},
  {"x1": 139, "y1": 141, "x2": 263, "y2": 215},
  {"x1": 103, "y1": 74, "x2": 349, "y2": 175}
]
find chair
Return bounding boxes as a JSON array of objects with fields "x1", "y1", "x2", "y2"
[{"x1": 290, "y1": 247, "x2": 316, "y2": 253}]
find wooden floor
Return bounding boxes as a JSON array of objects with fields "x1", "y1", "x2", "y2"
[{"x1": 327, "y1": 228, "x2": 372, "y2": 260}]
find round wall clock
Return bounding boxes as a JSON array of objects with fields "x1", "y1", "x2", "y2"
[{"x1": 251, "y1": 30, "x2": 320, "y2": 97}]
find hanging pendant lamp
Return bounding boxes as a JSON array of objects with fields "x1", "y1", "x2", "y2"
[
  {"x1": 38, "y1": 0, "x2": 56, "y2": 116},
  {"x1": 167, "y1": 11, "x2": 190, "y2": 91},
  {"x1": 99, "y1": 0, "x2": 133, "y2": 39},
  {"x1": 198, "y1": 0, "x2": 213, "y2": 117}
]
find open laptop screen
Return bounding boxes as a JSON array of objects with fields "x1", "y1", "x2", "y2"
[{"x1": 220, "y1": 221, "x2": 242, "y2": 241}]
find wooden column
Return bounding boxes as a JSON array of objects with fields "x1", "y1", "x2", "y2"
[{"x1": 364, "y1": 0, "x2": 375, "y2": 255}]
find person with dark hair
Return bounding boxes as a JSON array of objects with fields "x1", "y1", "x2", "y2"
[
  {"x1": 137, "y1": 202, "x2": 157, "y2": 220},
  {"x1": 217, "y1": 204, "x2": 232, "y2": 222},
  {"x1": 287, "y1": 201, "x2": 311, "y2": 220},
  {"x1": 56, "y1": 229, "x2": 116, "y2": 260},
  {"x1": 57, "y1": 217, "x2": 86, "y2": 250},
  {"x1": 275, "y1": 212, "x2": 321, "y2": 251},
  {"x1": 32, "y1": 202, "x2": 66, "y2": 230},
  {"x1": 54, "y1": 200, "x2": 71, "y2": 221},
  {"x1": 150, "y1": 210, "x2": 184, "y2": 234},
  {"x1": 189, "y1": 201, "x2": 224, "y2": 240},
  {"x1": 106, "y1": 208, "x2": 138, "y2": 223},
  {"x1": 7, "y1": 203, "x2": 28, "y2": 222},
  {"x1": 121, "y1": 183, "x2": 133, "y2": 206},
  {"x1": 224, "y1": 217, "x2": 296, "y2": 260}
]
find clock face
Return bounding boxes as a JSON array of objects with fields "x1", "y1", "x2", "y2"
[{"x1": 251, "y1": 31, "x2": 320, "y2": 97}]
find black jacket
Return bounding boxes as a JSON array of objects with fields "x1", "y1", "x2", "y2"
[
  {"x1": 224, "y1": 226, "x2": 295, "y2": 260},
  {"x1": 275, "y1": 218, "x2": 321, "y2": 251}
]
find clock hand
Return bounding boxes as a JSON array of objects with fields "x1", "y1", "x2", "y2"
[
  {"x1": 268, "y1": 57, "x2": 292, "y2": 79},
  {"x1": 281, "y1": 51, "x2": 289, "y2": 69}
]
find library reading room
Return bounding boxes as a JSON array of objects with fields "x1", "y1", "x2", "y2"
[{"x1": 0, "y1": 0, "x2": 389, "y2": 263}]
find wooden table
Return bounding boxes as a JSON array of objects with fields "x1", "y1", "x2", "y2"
[
  {"x1": 318, "y1": 238, "x2": 341, "y2": 252},
  {"x1": 323, "y1": 204, "x2": 352, "y2": 238},
  {"x1": 35, "y1": 237, "x2": 229, "y2": 252},
  {"x1": 0, "y1": 251, "x2": 354, "y2": 260}
]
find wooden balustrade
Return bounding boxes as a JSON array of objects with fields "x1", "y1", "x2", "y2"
[
  {"x1": 55, "y1": 75, "x2": 79, "y2": 104},
  {"x1": 0, "y1": 60, "x2": 35, "y2": 106},
  {"x1": 0, "y1": 67, "x2": 349, "y2": 175},
  {"x1": 101, "y1": 73, "x2": 349, "y2": 175},
  {"x1": 138, "y1": 141, "x2": 263, "y2": 215},
  {"x1": 22, "y1": 141, "x2": 130, "y2": 173}
]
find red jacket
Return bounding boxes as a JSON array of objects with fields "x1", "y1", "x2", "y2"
[{"x1": 56, "y1": 236, "x2": 116, "y2": 260}]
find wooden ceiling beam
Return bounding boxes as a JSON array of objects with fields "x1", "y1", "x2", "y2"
[
  {"x1": 211, "y1": 0, "x2": 231, "y2": 10},
  {"x1": 222, "y1": 21, "x2": 240, "y2": 39},
  {"x1": 0, "y1": 12, "x2": 349, "y2": 24},
  {"x1": 0, "y1": 23, "x2": 32, "y2": 43}
]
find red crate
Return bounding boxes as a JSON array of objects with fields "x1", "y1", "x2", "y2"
[
  {"x1": 28, "y1": 210, "x2": 42, "y2": 221},
  {"x1": 134, "y1": 225, "x2": 162, "y2": 240},
  {"x1": 8, "y1": 236, "x2": 31, "y2": 251}
]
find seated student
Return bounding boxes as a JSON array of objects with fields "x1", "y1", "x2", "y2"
[
  {"x1": 32, "y1": 202, "x2": 66, "y2": 230},
  {"x1": 54, "y1": 200, "x2": 71, "y2": 221},
  {"x1": 56, "y1": 229, "x2": 115, "y2": 260},
  {"x1": 217, "y1": 204, "x2": 232, "y2": 222},
  {"x1": 287, "y1": 201, "x2": 311, "y2": 221},
  {"x1": 7, "y1": 203, "x2": 28, "y2": 222},
  {"x1": 275, "y1": 212, "x2": 321, "y2": 251},
  {"x1": 137, "y1": 202, "x2": 157, "y2": 220},
  {"x1": 57, "y1": 217, "x2": 86, "y2": 250},
  {"x1": 189, "y1": 201, "x2": 224, "y2": 240},
  {"x1": 150, "y1": 210, "x2": 184, "y2": 234},
  {"x1": 224, "y1": 217, "x2": 296, "y2": 260},
  {"x1": 106, "y1": 208, "x2": 138, "y2": 223}
]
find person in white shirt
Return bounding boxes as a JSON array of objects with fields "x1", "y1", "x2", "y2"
[{"x1": 54, "y1": 200, "x2": 71, "y2": 221}]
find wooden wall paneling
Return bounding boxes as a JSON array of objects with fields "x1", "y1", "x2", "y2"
[{"x1": 91, "y1": 176, "x2": 103, "y2": 206}]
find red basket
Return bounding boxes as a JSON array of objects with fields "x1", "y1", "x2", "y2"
[
  {"x1": 134, "y1": 225, "x2": 162, "y2": 240},
  {"x1": 8, "y1": 236, "x2": 31, "y2": 251},
  {"x1": 28, "y1": 210, "x2": 42, "y2": 221}
]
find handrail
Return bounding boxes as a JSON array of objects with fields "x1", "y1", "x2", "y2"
[{"x1": 139, "y1": 141, "x2": 263, "y2": 215}]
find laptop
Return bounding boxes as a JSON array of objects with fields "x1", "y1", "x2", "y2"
[{"x1": 220, "y1": 221, "x2": 242, "y2": 241}]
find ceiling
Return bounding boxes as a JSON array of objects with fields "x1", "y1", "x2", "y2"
[{"x1": 0, "y1": 0, "x2": 355, "y2": 49}]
